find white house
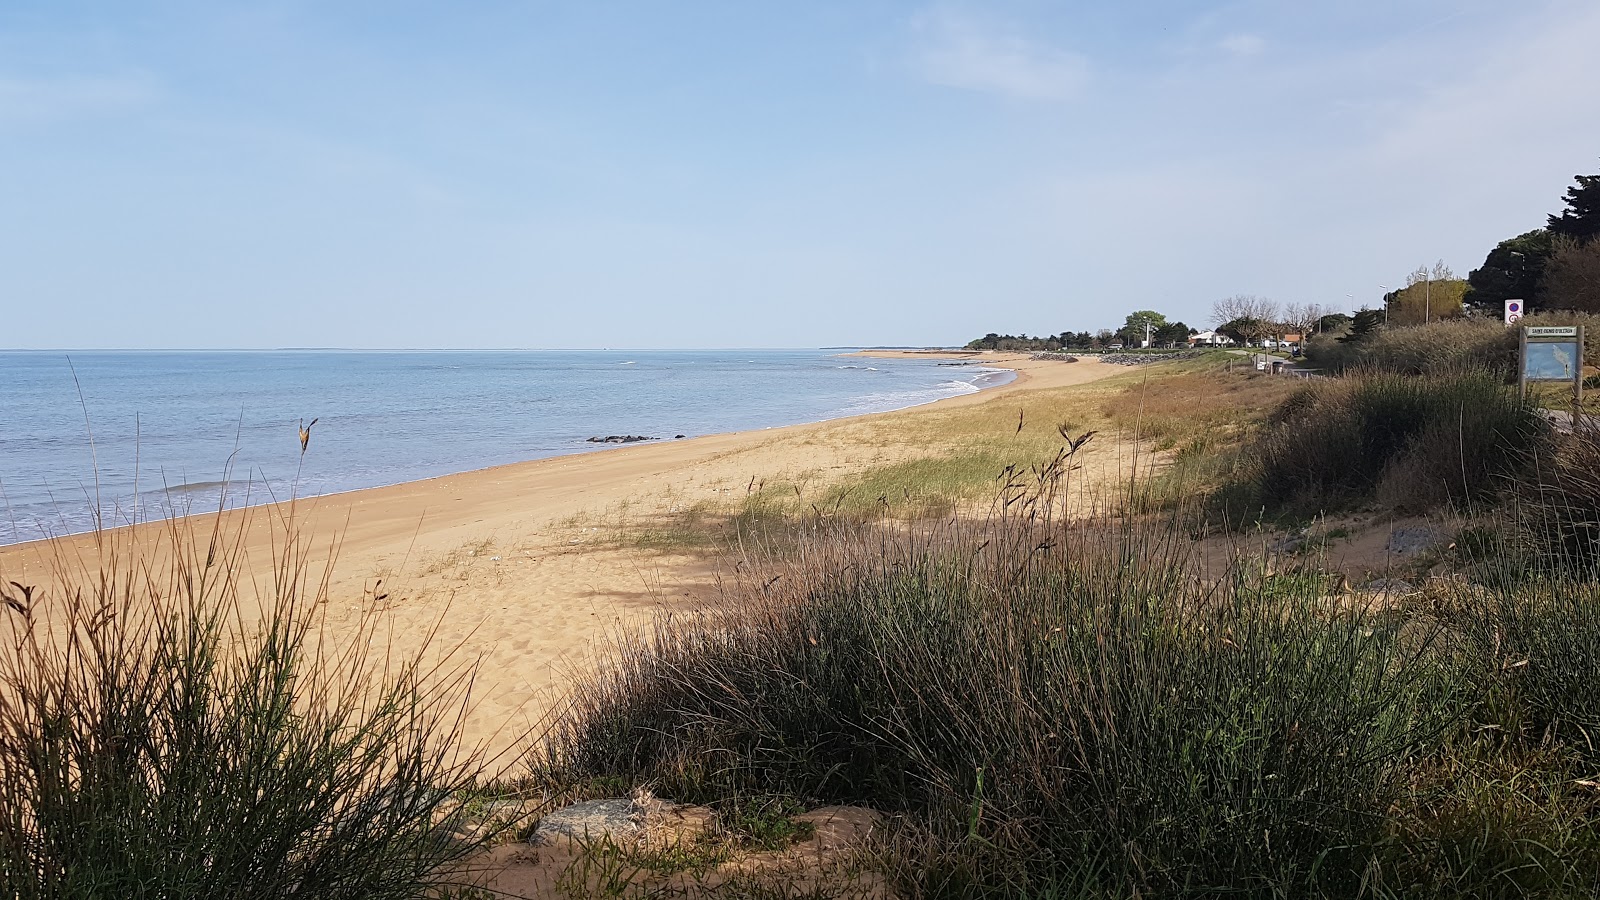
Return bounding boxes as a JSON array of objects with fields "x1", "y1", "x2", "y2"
[{"x1": 1188, "y1": 330, "x2": 1234, "y2": 346}]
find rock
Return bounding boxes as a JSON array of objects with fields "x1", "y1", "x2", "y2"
[
  {"x1": 586, "y1": 435, "x2": 659, "y2": 444},
  {"x1": 1096, "y1": 350, "x2": 1209, "y2": 366},
  {"x1": 531, "y1": 799, "x2": 642, "y2": 844},
  {"x1": 531, "y1": 789, "x2": 715, "y2": 847},
  {"x1": 1386, "y1": 525, "x2": 1449, "y2": 556},
  {"x1": 674, "y1": 434, "x2": 686, "y2": 439}
]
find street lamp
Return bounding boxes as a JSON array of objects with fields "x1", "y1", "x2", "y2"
[{"x1": 1378, "y1": 285, "x2": 1390, "y2": 323}]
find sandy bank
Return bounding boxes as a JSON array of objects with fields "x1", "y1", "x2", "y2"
[{"x1": 0, "y1": 351, "x2": 1119, "y2": 755}]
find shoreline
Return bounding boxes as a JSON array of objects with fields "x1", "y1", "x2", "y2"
[
  {"x1": 0, "y1": 351, "x2": 1028, "y2": 555},
  {"x1": 0, "y1": 350, "x2": 1114, "y2": 755}
]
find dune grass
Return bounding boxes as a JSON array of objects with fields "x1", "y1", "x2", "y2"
[
  {"x1": 539, "y1": 495, "x2": 1600, "y2": 898},
  {"x1": 1255, "y1": 368, "x2": 1546, "y2": 516},
  {"x1": 532, "y1": 357, "x2": 1600, "y2": 898},
  {"x1": 0, "y1": 510, "x2": 513, "y2": 899}
]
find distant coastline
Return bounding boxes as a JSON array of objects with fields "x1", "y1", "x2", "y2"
[{"x1": 0, "y1": 348, "x2": 1013, "y2": 546}]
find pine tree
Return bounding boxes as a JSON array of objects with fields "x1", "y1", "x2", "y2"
[
  {"x1": 1338, "y1": 309, "x2": 1383, "y2": 344},
  {"x1": 1548, "y1": 171, "x2": 1600, "y2": 243}
]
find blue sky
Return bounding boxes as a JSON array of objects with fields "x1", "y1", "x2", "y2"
[{"x1": 3, "y1": 1, "x2": 1598, "y2": 349}]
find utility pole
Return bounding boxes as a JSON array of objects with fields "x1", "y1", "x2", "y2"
[{"x1": 1425, "y1": 272, "x2": 1432, "y2": 324}]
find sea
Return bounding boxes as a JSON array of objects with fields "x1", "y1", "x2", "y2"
[{"x1": 0, "y1": 349, "x2": 1012, "y2": 545}]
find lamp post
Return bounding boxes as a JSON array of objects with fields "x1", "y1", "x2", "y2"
[
  {"x1": 1378, "y1": 285, "x2": 1390, "y2": 323},
  {"x1": 1424, "y1": 272, "x2": 1432, "y2": 324}
]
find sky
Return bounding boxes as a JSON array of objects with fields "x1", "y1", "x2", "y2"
[{"x1": 3, "y1": 1, "x2": 1599, "y2": 349}]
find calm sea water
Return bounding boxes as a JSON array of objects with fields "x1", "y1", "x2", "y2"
[{"x1": 0, "y1": 350, "x2": 1010, "y2": 545}]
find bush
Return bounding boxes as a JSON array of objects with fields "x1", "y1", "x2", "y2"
[
  {"x1": 1251, "y1": 369, "x2": 1546, "y2": 515},
  {"x1": 1306, "y1": 318, "x2": 1517, "y2": 376},
  {"x1": 540, "y1": 512, "x2": 1451, "y2": 896},
  {"x1": 0, "y1": 516, "x2": 499, "y2": 898},
  {"x1": 1306, "y1": 313, "x2": 1600, "y2": 377}
]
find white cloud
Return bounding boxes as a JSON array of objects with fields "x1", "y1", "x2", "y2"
[
  {"x1": 1218, "y1": 33, "x2": 1266, "y2": 56},
  {"x1": 0, "y1": 74, "x2": 158, "y2": 124},
  {"x1": 909, "y1": 7, "x2": 1087, "y2": 101}
]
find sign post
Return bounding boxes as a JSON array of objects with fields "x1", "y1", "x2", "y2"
[
  {"x1": 1519, "y1": 324, "x2": 1584, "y2": 405},
  {"x1": 1505, "y1": 299, "x2": 1524, "y2": 325}
]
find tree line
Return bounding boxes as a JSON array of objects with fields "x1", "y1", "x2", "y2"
[
  {"x1": 966, "y1": 166, "x2": 1599, "y2": 351},
  {"x1": 966, "y1": 310, "x2": 1196, "y2": 351}
]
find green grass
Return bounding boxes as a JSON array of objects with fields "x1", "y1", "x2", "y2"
[
  {"x1": 1246, "y1": 368, "x2": 1547, "y2": 518},
  {"x1": 534, "y1": 382, "x2": 1600, "y2": 897},
  {"x1": 537, "y1": 500, "x2": 1458, "y2": 897},
  {"x1": 0, "y1": 513, "x2": 510, "y2": 899}
]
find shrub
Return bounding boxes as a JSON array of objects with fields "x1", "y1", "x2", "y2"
[
  {"x1": 0, "y1": 515, "x2": 500, "y2": 899},
  {"x1": 1306, "y1": 318, "x2": 1517, "y2": 376},
  {"x1": 1305, "y1": 313, "x2": 1600, "y2": 377},
  {"x1": 539, "y1": 511, "x2": 1451, "y2": 896},
  {"x1": 1251, "y1": 369, "x2": 1546, "y2": 515}
]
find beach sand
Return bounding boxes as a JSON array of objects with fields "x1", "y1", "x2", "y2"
[{"x1": 0, "y1": 352, "x2": 1123, "y2": 758}]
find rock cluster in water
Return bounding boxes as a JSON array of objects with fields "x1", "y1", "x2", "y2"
[{"x1": 586, "y1": 435, "x2": 658, "y2": 444}]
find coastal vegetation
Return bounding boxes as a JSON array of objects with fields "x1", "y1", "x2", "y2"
[
  {"x1": 0, "y1": 514, "x2": 517, "y2": 898},
  {"x1": 1303, "y1": 311, "x2": 1600, "y2": 379},
  {"x1": 540, "y1": 353, "x2": 1600, "y2": 898}
]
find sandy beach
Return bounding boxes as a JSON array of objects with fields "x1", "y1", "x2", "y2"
[{"x1": 0, "y1": 351, "x2": 1122, "y2": 757}]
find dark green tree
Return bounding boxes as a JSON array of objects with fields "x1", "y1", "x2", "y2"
[
  {"x1": 1338, "y1": 309, "x2": 1383, "y2": 344},
  {"x1": 1153, "y1": 321, "x2": 1192, "y2": 347},
  {"x1": 1548, "y1": 170, "x2": 1600, "y2": 243},
  {"x1": 1464, "y1": 229, "x2": 1554, "y2": 314},
  {"x1": 1316, "y1": 312, "x2": 1353, "y2": 333},
  {"x1": 1543, "y1": 236, "x2": 1600, "y2": 312}
]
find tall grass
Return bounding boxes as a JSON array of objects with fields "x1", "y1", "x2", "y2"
[
  {"x1": 1249, "y1": 368, "x2": 1545, "y2": 516},
  {"x1": 1305, "y1": 312, "x2": 1599, "y2": 377},
  {"x1": 0, "y1": 510, "x2": 503, "y2": 898},
  {"x1": 539, "y1": 501, "x2": 1454, "y2": 896},
  {"x1": 528, "y1": 361, "x2": 1600, "y2": 897},
  {"x1": 1515, "y1": 427, "x2": 1600, "y2": 576}
]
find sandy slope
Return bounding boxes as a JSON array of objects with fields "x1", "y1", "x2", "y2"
[{"x1": 0, "y1": 352, "x2": 1121, "y2": 757}]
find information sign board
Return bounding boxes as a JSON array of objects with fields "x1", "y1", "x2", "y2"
[{"x1": 1519, "y1": 324, "x2": 1585, "y2": 403}]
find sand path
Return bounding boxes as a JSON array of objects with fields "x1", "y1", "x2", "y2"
[{"x1": 0, "y1": 352, "x2": 1121, "y2": 757}]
